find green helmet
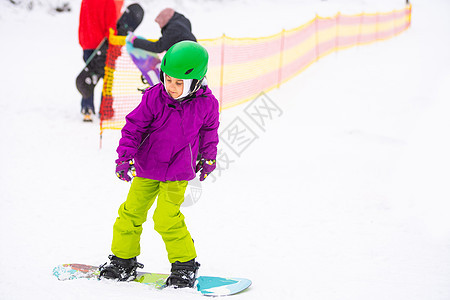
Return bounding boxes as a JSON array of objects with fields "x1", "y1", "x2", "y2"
[{"x1": 161, "y1": 41, "x2": 209, "y2": 80}]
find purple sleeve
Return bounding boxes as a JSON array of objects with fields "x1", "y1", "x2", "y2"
[
  {"x1": 199, "y1": 95, "x2": 220, "y2": 160},
  {"x1": 116, "y1": 91, "x2": 155, "y2": 162}
]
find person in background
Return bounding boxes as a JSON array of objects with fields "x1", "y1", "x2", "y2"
[
  {"x1": 126, "y1": 8, "x2": 197, "y2": 54},
  {"x1": 78, "y1": 0, "x2": 120, "y2": 122}
]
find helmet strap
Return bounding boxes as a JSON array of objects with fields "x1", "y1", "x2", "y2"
[
  {"x1": 159, "y1": 71, "x2": 205, "y2": 101},
  {"x1": 190, "y1": 78, "x2": 204, "y2": 94}
]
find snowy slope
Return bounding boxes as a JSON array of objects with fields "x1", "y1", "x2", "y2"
[{"x1": 1, "y1": 0, "x2": 450, "y2": 299}]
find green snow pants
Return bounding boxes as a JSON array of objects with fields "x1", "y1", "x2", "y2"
[{"x1": 111, "y1": 177, "x2": 197, "y2": 263}]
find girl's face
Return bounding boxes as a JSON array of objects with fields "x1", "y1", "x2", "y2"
[{"x1": 165, "y1": 74, "x2": 184, "y2": 99}]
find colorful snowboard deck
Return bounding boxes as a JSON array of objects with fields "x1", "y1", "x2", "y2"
[
  {"x1": 126, "y1": 40, "x2": 161, "y2": 87},
  {"x1": 53, "y1": 263, "x2": 251, "y2": 297}
]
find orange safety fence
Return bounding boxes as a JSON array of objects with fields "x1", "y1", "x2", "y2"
[{"x1": 100, "y1": 4, "x2": 411, "y2": 133}]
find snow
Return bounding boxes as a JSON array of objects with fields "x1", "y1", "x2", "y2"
[{"x1": 1, "y1": 0, "x2": 450, "y2": 299}]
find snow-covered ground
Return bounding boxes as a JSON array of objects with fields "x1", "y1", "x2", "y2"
[{"x1": 1, "y1": 0, "x2": 450, "y2": 299}]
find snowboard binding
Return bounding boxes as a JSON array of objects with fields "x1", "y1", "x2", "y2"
[
  {"x1": 166, "y1": 259, "x2": 200, "y2": 288},
  {"x1": 98, "y1": 255, "x2": 144, "y2": 281}
]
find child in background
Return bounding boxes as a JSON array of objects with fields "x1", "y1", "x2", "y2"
[{"x1": 99, "y1": 41, "x2": 220, "y2": 289}]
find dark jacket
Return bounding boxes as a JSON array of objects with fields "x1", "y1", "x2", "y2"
[{"x1": 133, "y1": 12, "x2": 197, "y2": 53}]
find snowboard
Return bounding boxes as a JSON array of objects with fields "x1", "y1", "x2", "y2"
[
  {"x1": 53, "y1": 263, "x2": 251, "y2": 297},
  {"x1": 76, "y1": 3, "x2": 144, "y2": 99},
  {"x1": 126, "y1": 39, "x2": 161, "y2": 87}
]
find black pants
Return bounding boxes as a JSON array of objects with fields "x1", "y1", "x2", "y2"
[{"x1": 81, "y1": 49, "x2": 95, "y2": 113}]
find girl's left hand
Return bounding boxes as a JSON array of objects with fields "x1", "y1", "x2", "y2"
[{"x1": 196, "y1": 158, "x2": 216, "y2": 181}]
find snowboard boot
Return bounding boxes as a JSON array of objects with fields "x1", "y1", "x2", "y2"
[
  {"x1": 98, "y1": 255, "x2": 144, "y2": 281},
  {"x1": 83, "y1": 113, "x2": 92, "y2": 122},
  {"x1": 82, "y1": 107, "x2": 94, "y2": 122},
  {"x1": 165, "y1": 259, "x2": 200, "y2": 288}
]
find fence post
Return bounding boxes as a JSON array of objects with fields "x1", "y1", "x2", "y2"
[
  {"x1": 392, "y1": 8, "x2": 396, "y2": 35},
  {"x1": 375, "y1": 12, "x2": 379, "y2": 40},
  {"x1": 407, "y1": 4, "x2": 412, "y2": 28},
  {"x1": 335, "y1": 12, "x2": 340, "y2": 52},
  {"x1": 315, "y1": 14, "x2": 319, "y2": 60},
  {"x1": 219, "y1": 33, "x2": 225, "y2": 112},
  {"x1": 357, "y1": 12, "x2": 363, "y2": 45},
  {"x1": 277, "y1": 29, "x2": 285, "y2": 88}
]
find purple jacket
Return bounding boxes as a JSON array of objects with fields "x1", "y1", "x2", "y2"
[{"x1": 116, "y1": 83, "x2": 220, "y2": 182}]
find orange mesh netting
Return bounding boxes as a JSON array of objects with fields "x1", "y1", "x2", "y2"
[{"x1": 100, "y1": 4, "x2": 411, "y2": 133}]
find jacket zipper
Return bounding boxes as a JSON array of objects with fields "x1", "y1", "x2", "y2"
[
  {"x1": 137, "y1": 133, "x2": 150, "y2": 150},
  {"x1": 189, "y1": 143, "x2": 196, "y2": 176},
  {"x1": 180, "y1": 102, "x2": 196, "y2": 177}
]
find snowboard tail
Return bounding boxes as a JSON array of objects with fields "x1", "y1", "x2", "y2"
[
  {"x1": 53, "y1": 263, "x2": 251, "y2": 297},
  {"x1": 116, "y1": 3, "x2": 144, "y2": 36}
]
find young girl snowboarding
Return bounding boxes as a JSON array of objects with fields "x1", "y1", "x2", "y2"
[{"x1": 99, "y1": 41, "x2": 220, "y2": 288}]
